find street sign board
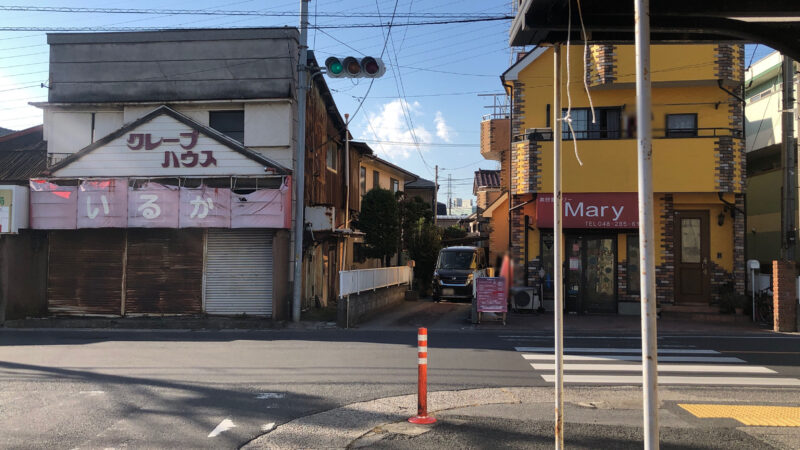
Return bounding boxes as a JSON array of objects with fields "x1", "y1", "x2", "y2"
[{"x1": 476, "y1": 277, "x2": 507, "y2": 313}]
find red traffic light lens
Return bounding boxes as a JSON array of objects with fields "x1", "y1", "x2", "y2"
[{"x1": 364, "y1": 59, "x2": 379, "y2": 75}]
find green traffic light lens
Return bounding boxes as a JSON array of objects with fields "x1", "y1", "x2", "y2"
[{"x1": 330, "y1": 61, "x2": 343, "y2": 74}]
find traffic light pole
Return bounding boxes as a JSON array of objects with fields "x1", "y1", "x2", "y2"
[{"x1": 291, "y1": 0, "x2": 310, "y2": 323}]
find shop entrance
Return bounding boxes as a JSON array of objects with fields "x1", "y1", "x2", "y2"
[
  {"x1": 565, "y1": 234, "x2": 617, "y2": 313},
  {"x1": 674, "y1": 210, "x2": 710, "y2": 303}
]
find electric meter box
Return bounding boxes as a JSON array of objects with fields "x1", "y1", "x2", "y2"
[{"x1": 0, "y1": 185, "x2": 29, "y2": 234}]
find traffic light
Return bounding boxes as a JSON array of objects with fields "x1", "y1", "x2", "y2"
[{"x1": 325, "y1": 56, "x2": 386, "y2": 78}]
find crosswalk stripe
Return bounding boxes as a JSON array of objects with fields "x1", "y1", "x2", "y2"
[
  {"x1": 515, "y1": 346, "x2": 717, "y2": 354},
  {"x1": 529, "y1": 363, "x2": 776, "y2": 373},
  {"x1": 540, "y1": 374, "x2": 800, "y2": 386},
  {"x1": 522, "y1": 354, "x2": 745, "y2": 363}
]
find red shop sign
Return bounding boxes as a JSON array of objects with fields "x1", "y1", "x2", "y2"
[{"x1": 536, "y1": 193, "x2": 639, "y2": 229}]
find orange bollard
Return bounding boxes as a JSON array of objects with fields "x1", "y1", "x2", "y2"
[{"x1": 408, "y1": 327, "x2": 436, "y2": 424}]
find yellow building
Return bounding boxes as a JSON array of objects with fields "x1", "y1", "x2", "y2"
[{"x1": 482, "y1": 44, "x2": 744, "y2": 314}]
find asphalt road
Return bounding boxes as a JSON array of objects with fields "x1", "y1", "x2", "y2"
[{"x1": 1, "y1": 303, "x2": 799, "y2": 449}]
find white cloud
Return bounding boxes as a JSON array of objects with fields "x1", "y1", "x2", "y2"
[
  {"x1": 434, "y1": 111, "x2": 454, "y2": 143},
  {"x1": 360, "y1": 99, "x2": 432, "y2": 160}
]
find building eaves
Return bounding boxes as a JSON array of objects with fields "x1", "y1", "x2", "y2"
[{"x1": 481, "y1": 192, "x2": 508, "y2": 217}]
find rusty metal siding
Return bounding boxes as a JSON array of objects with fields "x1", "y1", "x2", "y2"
[
  {"x1": 124, "y1": 229, "x2": 203, "y2": 315},
  {"x1": 47, "y1": 229, "x2": 124, "y2": 316}
]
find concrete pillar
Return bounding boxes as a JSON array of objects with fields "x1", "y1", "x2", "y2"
[{"x1": 772, "y1": 260, "x2": 798, "y2": 332}]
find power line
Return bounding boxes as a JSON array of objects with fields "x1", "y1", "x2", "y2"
[
  {"x1": 0, "y1": 17, "x2": 510, "y2": 32},
  {"x1": 360, "y1": 139, "x2": 478, "y2": 147},
  {"x1": 348, "y1": 0, "x2": 399, "y2": 123},
  {"x1": 0, "y1": 5, "x2": 508, "y2": 19}
]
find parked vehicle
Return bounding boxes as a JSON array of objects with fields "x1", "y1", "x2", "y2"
[{"x1": 432, "y1": 246, "x2": 488, "y2": 302}]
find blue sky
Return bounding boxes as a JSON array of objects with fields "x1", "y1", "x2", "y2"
[{"x1": 0, "y1": 1, "x2": 778, "y2": 200}]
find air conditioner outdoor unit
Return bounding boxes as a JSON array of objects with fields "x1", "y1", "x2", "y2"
[{"x1": 511, "y1": 287, "x2": 540, "y2": 310}]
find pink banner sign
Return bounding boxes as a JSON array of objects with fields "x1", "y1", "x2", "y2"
[
  {"x1": 128, "y1": 182, "x2": 180, "y2": 228},
  {"x1": 179, "y1": 186, "x2": 231, "y2": 228},
  {"x1": 231, "y1": 178, "x2": 291, "y2": 229},
  {"x1": 476, "y1": 277, "x2": 507, "y2": 313},
  {"x1": 77, "y1": 179, "x2": 128, "y2": 228},
  {"x1": 29, "y1": 179, "x2": 77, "y2": 229},
  {"x1": 30, "y1": 178, "x2": 291, "y2": 230},
  {"x1": 536, "y1": 193, "x2": 639, "y2": 228}
]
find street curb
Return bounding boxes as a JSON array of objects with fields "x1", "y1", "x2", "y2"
[{"x1": 242, "y1": 388, "x2": 530, "y2": 450}]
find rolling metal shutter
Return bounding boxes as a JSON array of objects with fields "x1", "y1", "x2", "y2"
[
  {"x1": 124, "y1": 229, "x2": 203, "y2": 315},
  {"x1": 205, "y1": 229, "x2": 273, "y2": 316},
  {"x1": 47, "y1": 229, "x2": 125, "y2": 316}
]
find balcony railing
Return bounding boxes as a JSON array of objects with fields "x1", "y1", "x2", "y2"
[{"x1": 513, "y1": 127, "x2": 742, "y2": 142}]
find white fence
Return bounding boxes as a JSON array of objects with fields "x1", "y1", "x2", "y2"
[{"x1": 339, "y1": 266, "x2": 412, "y2": 297}]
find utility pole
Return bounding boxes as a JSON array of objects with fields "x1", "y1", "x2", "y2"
[
  {"x1": 434, "y1": 165, "x2": 438, "y2": 224},
  {"x1": 782, "y1": 55, "x2": 796, "y2": 260},
  {"x1": 291, "y1": 0, "x2": 310, "y2": 323},
  {"x1": 635, "y1": 0, "x2": 660, "y2": 447},
  {"x1": 447, "y1": 174, "x2": 452, "y2": 215},
  {"x1": 552, "y1": 43, "x2": 564, "y2": 449}
]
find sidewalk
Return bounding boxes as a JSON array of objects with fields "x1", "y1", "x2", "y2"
[
  {"x1": 243, "y1": 386, "x2": 800, "y2": 449},
  {"x1": 356, "y1": 298, "x2": 774, "y2": 335},
  {"x1": 0, "y1": 297, "x2": 779, "y2": 335}
]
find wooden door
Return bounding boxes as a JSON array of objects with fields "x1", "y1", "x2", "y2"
[{"x1": 674, "y1": 211, "x2": 710, "y2": 303}]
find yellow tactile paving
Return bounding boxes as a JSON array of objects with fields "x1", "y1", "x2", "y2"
[{"x1": 679, "y1": 404, "x2": 800, "y2": 427}]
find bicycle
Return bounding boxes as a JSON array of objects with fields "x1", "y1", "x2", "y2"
[{"x1": 753, "y1": 286, "x2": 774, "y2": 327}]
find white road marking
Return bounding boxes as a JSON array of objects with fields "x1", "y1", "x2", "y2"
[
  {"x1": 256, "y1": 393, "x2": 285, "y2": 399},
  {"x1": 79, "y1": 390, "x2": 105, "y2": 396},
  {"x1": 540, "y1": 374, "x2": 800, "y2": 386},
  {"x1": 261, "y1": 422, "x2": 276, "y2": 432},
  {"x1": 521, "y1": 354, "x2": 745, "y2": 363},
  {"x1": 515, "y1": 347, "x2": 718, "y2": 354},
  {"x1": 530, "y1": 363, "x2": 776, "y2": 373},
  {"x1": 208, "y1": 418, "x2": 236, "y2": 438}
]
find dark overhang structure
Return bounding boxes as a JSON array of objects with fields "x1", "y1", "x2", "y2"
[{"x1": 510, "y1": 0, "x2": 800, "y2": 60}]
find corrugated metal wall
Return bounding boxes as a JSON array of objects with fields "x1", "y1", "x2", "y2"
[
  {"x1": 124, "y1": 229, "x2": 203, "y2": 315},
  {"x1": 48, "y1": 229, "x2": 124, "y2": 315},
  {"x1": 205, "y1": 229, "x2": 273, "y2": 316}
]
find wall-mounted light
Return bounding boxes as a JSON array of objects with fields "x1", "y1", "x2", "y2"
[{"x1": 718, "y1": 211, "x2": 726, "y2": 226}]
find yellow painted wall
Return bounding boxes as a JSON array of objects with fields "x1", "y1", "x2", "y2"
[
  {"x1": 616, "y1": 45, "x2": 722, "y2": 84},
  {"x1": 359, "y1": 160, "x2": 406, "y2": 192},
  {"x1": 536, "y1": 138, "x2": 719, "y2": 193},
  {"x1": 517, "y1": 45, "x2": 734, "y2": 137},
  {"x1": 488, "y1": 196, "x2": 509, "y2": 265}
]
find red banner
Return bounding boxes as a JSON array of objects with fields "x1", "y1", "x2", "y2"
[{"x1": 536, "y1": 193, "x2": 639, "y2": 228}]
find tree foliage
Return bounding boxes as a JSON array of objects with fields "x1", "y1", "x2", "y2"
[
  {"x1": 406, "y1": 218, "x2": 441, "y2": 295},
  {"x1": 398, "y1": 195, "x2": 434, "y2": 250},
  {"x1": 442, "y1": 225, "x2": 467, "y2": 241},
  {"x1": 354, "y1": 188, "x2": 400, "y2": 266}
]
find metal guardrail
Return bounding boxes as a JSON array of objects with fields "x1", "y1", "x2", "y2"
[{"x1": 339, "y1": 266, "x2": 412, "y2": 297}]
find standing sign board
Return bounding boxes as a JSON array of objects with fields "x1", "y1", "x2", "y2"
[{"x1": 476, "y1": 276, "x2": 507, "y2": 325}]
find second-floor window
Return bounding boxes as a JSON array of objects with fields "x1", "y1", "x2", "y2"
[
  {"x1": 373, "y1": 170, "x2": 380, "y2": 190},
  {"x1": 209, "y1": 110, "x2": 244, "y2": 143},
  {"x1": 391, "y1": 178, "x2": 399, "y2": 193},
  {"x1": 666, "y1": 113, "x2": 698, "y2": 138},
  {"x1": 326, "y1": 142, "x2": 338, "y2": 172},
  {"x1": 562, "y1": 107, "x2": 621, "y2": 140},
  {"x1": 360, "y1": 166, "x2": 367, "y2": 195}
]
